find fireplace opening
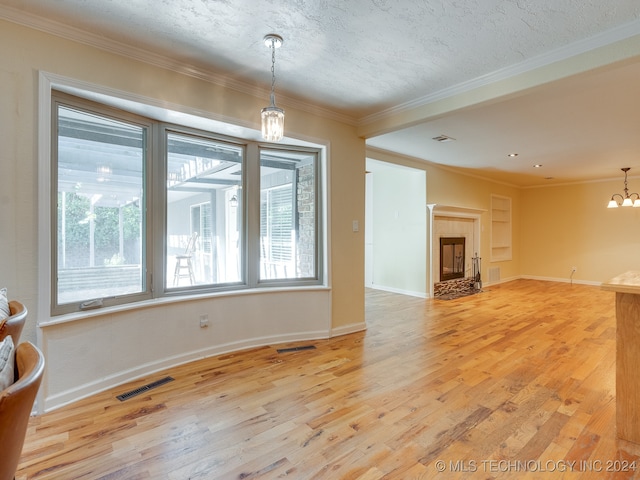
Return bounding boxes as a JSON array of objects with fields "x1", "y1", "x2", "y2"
[{"x1": 440, "y1": 237, "x2": 465, "y2": 281}]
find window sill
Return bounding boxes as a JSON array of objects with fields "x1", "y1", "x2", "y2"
[{"x1": 39, "y1": 285, "x2": 331, "y2": 328}]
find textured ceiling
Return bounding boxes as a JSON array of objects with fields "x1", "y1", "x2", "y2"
[{"x1": 3, "y1": 0, "x2": 640, "y2": 186}]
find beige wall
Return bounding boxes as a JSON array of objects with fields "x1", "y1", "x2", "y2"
[
  {"x1": 0, "y1": 19, "x2": 365, "y2": 344},
  {"x1": 521, "y1": 179, "x2": 640, "y2": 282}
]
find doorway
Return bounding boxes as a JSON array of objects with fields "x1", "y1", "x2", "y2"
[{"x1": 365, "y1": 158, "x2": 427, "y2": 297}]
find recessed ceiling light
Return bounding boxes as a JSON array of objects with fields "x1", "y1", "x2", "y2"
[
  {"x1": 507, "y1": 153, "x2": 518, "y2": 157},
  {"x1": 534, "y1": 164, "x2": 542, "y2": 168}
]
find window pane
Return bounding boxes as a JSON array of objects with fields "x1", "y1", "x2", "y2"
[
  {"x1": 57, "y1": 106, "x2": 145, "y2": 305},
  {"x1": 260, "y1": 149, "x2": 316, "y2": 280},
  {"x1": 166, "y1": 132, "x2": 243, "y2": 288}
]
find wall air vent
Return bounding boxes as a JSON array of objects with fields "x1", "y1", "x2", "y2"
[
  {"x1": 488, "y1": 267, "x2": 501, "y2": 283},
  {"x1": 432, "y1": 135, "x2": 456, "y2": 143}
]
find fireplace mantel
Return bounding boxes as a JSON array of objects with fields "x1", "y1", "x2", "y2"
[{"x1": 429, "y1": 204, "x2": 486, "y2": 218}]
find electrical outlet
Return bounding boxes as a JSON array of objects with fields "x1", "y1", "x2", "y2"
[
  {"x1": 571, "y1": 266, "x2": 577, "y2": 273},
  {"x1": 199, "y1": 314, "x2": 209, "y2": 328}
]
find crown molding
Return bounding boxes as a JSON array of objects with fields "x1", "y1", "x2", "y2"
[
  {"x1": 366, "y1": 146, "x2": 520, "y2": 188},
  {"x1": 521, "y1": 174, "x2": 640, "y2": 190},
  {"x1": 0, "y1": 5, "x2": 357, "y2": 127},
  {"x1": 359, "y1": 18, "x2": 640, "y2": 127},
  {"x1": 5, "y1": 4, "x2": 640, "y2": 131}
]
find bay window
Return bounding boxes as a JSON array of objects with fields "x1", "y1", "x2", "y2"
[{"x1": 52, "y1": 92, "x2": 322, "y2": 315}]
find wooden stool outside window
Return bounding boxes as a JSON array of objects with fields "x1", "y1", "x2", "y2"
[{"x1": 173, "y1": 232, "x2": 198, "y2": 286}]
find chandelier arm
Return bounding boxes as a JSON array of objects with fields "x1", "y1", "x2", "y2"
[{"x1": 611, "y1": 193, "x2": 625, "y2": 202}]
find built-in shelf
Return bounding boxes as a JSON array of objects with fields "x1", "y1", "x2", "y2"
[{"x1": 491, "y1": 194, "x2": 512, "y2": 262}]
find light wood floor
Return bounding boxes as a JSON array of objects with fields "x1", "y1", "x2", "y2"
[{"x1": 16, "y1": 280, "x2": 640, "y2": 479}]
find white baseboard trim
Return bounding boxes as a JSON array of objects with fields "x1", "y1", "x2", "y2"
[
  {"x1": 519, "y1": 275, "x2": 601, "y2": 286},
  {"x1": 43, "y1": 329, "x2": 330, "y2": 412},
  {"x1": 368, "y1": 283, "x2": 428, "y2": 299},
  {"x1": 481, "y1": 275, "x2": 520, "y2": 287}
]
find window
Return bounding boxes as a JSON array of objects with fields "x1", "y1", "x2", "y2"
[
  {"x1": 53, "y1": 102, "x2": 150, "y2": 312},
  {"x1": 260, "y1": 148, "x2": 317, "y2": 280},
  {"x1": 166, "y1": 131, "x2": 244, "y2": 289},
  {"x1": 52, "y1": 92, "x2": 322, "y2": 315}
]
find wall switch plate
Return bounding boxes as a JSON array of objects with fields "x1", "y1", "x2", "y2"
[
  {"x1": 352, "y1": 220, "x2": 359, "y2": 232},
  {"x1": 199, "y1": 314, "x2": 209, "y2": 328}
]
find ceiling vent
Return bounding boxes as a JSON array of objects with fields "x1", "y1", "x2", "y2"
[{"x1": 432, "y1": 135, "x2": 455, "y2": 143}]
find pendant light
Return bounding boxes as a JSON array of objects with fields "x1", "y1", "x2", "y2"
[
  {"x1": 261, "y1": 34, "x2": 284, "y2": 142},
  {"x1": 607, "y1": 168, "x2": 640, "y2": 208}
]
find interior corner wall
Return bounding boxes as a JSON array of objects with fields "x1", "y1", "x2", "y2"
[{"x1": 521, "y1": 179, "x2": 640, "y2": 283}]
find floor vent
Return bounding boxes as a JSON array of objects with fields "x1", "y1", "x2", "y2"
[
  {"x1": 432, "y1": 134, "x2": 456, "y2": 143},
  {"x1": 116, "y1": 376, "x2": 174, "y2": 401},
  {"x1": 277, "y1": 345, "x2": 316, "y2": 354}
]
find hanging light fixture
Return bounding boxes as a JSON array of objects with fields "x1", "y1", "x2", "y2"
[
  {"x1": 607, "y1": 167, "x2": 640, "y2": 208},
  {"x1": 261, "y1": 34, "x2": 284, "y2": 142}
]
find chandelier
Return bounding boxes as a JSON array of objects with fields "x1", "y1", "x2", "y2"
[
  {"x1": 607, "y1": 167, "x2": 640, "y2": 208},
  {"x1": 261, "y1": 34, "x2": 284, "y2": 142}
]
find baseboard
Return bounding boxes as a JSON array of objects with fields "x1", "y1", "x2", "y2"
[
  {"x1": 519, "y1": 274, "x2": 601, "y2": 286},
  {"x1": 481, "y1": 275, "x2": 520, "y2": 287},
  {"x1": 368, "y1": 283, "x2": 428, "y2": 299}
]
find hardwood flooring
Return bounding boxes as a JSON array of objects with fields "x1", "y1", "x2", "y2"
[{"x1": 16, "y1": 280, "x2": 640, "y2": 479}]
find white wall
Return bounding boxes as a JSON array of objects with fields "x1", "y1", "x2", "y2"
[{"x1": 365, "y1": 159, "x2": 427, "y2": 297}]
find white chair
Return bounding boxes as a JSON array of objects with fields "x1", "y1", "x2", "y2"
[{"x1": 173, "y1": 232, "x2": 199, "y2": 286}]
